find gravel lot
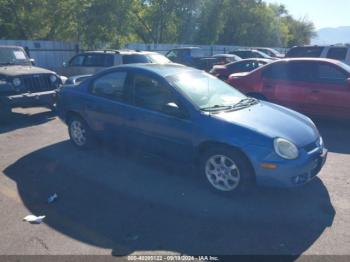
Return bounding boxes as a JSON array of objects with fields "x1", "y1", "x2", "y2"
[{"x1": 0, "y1": 107, "x2": 349, "y2": 259}]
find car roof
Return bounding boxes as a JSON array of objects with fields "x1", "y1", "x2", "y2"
[
  {"x1": 276, "y1": 57, "x2": 342, "y2": 64},
  {"x1": 171, "y1": 47, "x2": 201, "y2": 50},
  {"x1": 226, "y1": 58, "x2": 271, "y2": 65},
  {"x1": 113, "y1": 63, "x2": 197, "y2": 77},
  {"x1": 82, "y1": 50, "x2": 159, "y2": 55}
]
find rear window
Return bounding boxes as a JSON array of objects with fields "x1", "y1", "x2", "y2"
[
  {"x1": 286, "y1": 47, "x2": 324, "y2": 58},
  {"x1": 326, "y1": 47, "x2": 347, "y2": 60},
  {"x1": 122, "y1": 55, "x2": 150, "y2": 64}
]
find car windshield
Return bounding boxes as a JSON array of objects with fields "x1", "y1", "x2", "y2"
[
  {"x1": 168, "y1": 71, "x2": 247, "y2": 111},
  {"x1": 147, "y1": 54, "x2": 171, "y2": 64},
  {"x1": 0, "y1": 47, "x2": 30, "y2": 65}
]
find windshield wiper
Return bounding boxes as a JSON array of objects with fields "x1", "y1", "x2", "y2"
[
  {"x1": 232, "y1": 97, "x2": 259, "y2": 108},
  {"x1": 200, "y1": 104, "x2": 233, "y2": 112}
]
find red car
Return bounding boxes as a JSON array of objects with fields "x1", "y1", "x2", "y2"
[
  {"x1": 227, "y1": 58, "x2": 350, "y2": 119},
  {"x1": 210, "y1": 58, "x2": 271, "y2": 80}
]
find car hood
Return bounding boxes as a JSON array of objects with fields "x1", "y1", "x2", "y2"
[
  {"x1": 0, "y1": 65, "x2": 54, "y2": 77},
  {"x1": 214, "y1": 101, "x2": 319, "y2": 147}
]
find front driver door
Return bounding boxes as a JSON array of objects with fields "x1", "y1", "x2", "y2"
[
  {"x1": 305, "y1": 62, "x2": 350, "y2": 118},
  {"x1": 124, "y1": 72, "x2": 194, "y2": 163},
  {"x1": 83, "y1": 70, "x2": 131, "y2": 144}
]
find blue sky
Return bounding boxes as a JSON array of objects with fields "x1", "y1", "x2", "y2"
[{"x1": 264, "y1": 0, "x2": 350, "y2": 29}]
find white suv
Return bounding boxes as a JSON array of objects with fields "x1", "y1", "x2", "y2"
[
  {"x1": 285, "y1": 45, "x2": 350, "y2": 65},
  {"x1": 59, "y1": 50, "x2": 171, "y2": 77}
]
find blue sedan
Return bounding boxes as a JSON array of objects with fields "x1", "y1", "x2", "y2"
[{"x1": 57, "y1": 64, "x2": 327, "y2": 193}]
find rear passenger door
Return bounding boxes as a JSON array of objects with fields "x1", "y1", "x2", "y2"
[{"x1": 261, "y1": 63, "x2": 301, "y2": 111}]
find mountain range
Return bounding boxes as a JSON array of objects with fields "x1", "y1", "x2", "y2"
[{"x1": 311, "y1": 26, "x2": 350, "y2": 45}]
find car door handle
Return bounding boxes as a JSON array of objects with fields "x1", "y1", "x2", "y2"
[{"x1": 310, "y1": 90, "x2": 320, "y2": 94}]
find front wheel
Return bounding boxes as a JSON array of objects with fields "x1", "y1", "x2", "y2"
[
  {"x1": 68, "y1": 116, "x2": 94, "y2": 149},
  {"x1": 199, "y1": 147, "x2": 255, "y2": 194}
]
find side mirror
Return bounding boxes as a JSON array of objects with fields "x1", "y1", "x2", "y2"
[
  {"x1": 29, "y1": 58, "x2": 35, "y2": 65},
  {"x1": 62, "y1": 61, "x2": 67, "y2": 67},
  {"x1": 163, "y1": 102, "x2": 187, "y2": 118}
]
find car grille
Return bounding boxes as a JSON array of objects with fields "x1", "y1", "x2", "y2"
[{"x1": 22, "y1": 74, "x2": 55, "y2": 92}]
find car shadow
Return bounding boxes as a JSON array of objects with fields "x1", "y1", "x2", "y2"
[
  {"x1": 0, "y1": 109, "x2": 56, "y2": 134},
  {"x1": 313, "y1": 117, "x2": 350, "y2": 155},
  {"x1": 3, "y1": 140, "x2": 335, "y2": 258}
]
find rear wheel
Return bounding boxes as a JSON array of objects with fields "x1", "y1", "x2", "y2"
[
  {"x1": 68, "y1": 116, "x2": 94, "y2": 149},
  {"x1": 199, "y1": 147, "x2": 255, "y2": 194}
]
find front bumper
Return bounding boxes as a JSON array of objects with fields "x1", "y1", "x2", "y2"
[
  {"x1": 244, "y1": 144, "x2": 328, "y2": 188},
  {"x1": 5, "y1": 90, "x2": 57, "y2": 108}
]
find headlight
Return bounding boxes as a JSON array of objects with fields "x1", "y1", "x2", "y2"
[
  {"x1": 49, "y1": 75, "x2": 57, "y2": 83},
  {"x1": 273, "y1": 138, "x2": 299, "y2": 160},
  {"x1": 12, "y1": 78, "x2": 21, "y2": 86}
]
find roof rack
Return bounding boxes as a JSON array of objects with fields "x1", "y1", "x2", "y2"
[{"x1": 99, "y1": 49, "x2": 120, "y2": 54}]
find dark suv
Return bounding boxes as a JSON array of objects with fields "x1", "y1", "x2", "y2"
[
  {"x1": 58, "y1": 50, "x2": 171, "y2": 78},
  {"x1": 285, "y1": 45, "x2": 350, "y2": 65},
  {"x1": 0, "y1": 45, "x2": 64, "y2": 120}
]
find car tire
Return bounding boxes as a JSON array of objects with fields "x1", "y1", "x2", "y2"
[
  {"x1": 199, "y1": 146, "x2": 255, "y2": 194},
  {"x1": 68, "y1": 116, "x2": 94, "y2": 149}
]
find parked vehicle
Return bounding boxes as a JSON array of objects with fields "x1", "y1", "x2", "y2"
[
  {"x1": 256, "y1": 47, "x2": 284, "y2": 58},
  {"x1": 210, "y1": 58, "x2": 271, "y2": 80},
  {"x1": 285, "y1": 45, "x2": 350, "y2": 65},
  {"x1": 57, "y1": 63, "x2": 327, "y2": 193},
  {"x1": 212, "y1": 54, "x2": 242, "y2": 65},
  {"x1": 64, "y1": 74, "x2": 92, "y2": 85},
  {"x1": 227, "y1": 58, "x2": 350, "y2": 119},
  {"x1": 58, "y1": 49, "x2": 171, "y2": 78},
  {"x1": 0, "y1": 45, "x2": 64, "y2": 120},
  {"x1": 229, "y1": 49, "x2": 274, "y2": 59},
  {"x1": 165, "y1": 47, "x2": 224, "y2": 70}
]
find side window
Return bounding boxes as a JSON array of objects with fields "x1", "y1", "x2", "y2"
[
  {"x1": 287, "y1": 62, "x2": 317, "y2": 82},
  {"x1": 84, "y1": 54, "x2": 107, "y2": 67},
  {"x1": 326, "y1": 48, "x2": 347, "y2": 61},
  {"x1": 69, "y1": 55, "x2": 85, "y2": 66},
  {"x1": 287, "y1": 47, "x2": 324, "y2": 57},
  {"x1": 91, "y1": 71, "x2": 127, "y2": 100},
  {"x1": 166, "y1": 50, "x2": 178, "y2": 59},
  {"x1": 104, "y1": 54, "x2": 114, "y2": 66},
  {"x1": 262, "y1": 63, "x2": 288, "y2": 80},
  {"x1": 316, "y1": 64, "x2": 347, "y2": 84},
  {"x1": 133, "y1": 75, "x2": 177, "y2": 114}
]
